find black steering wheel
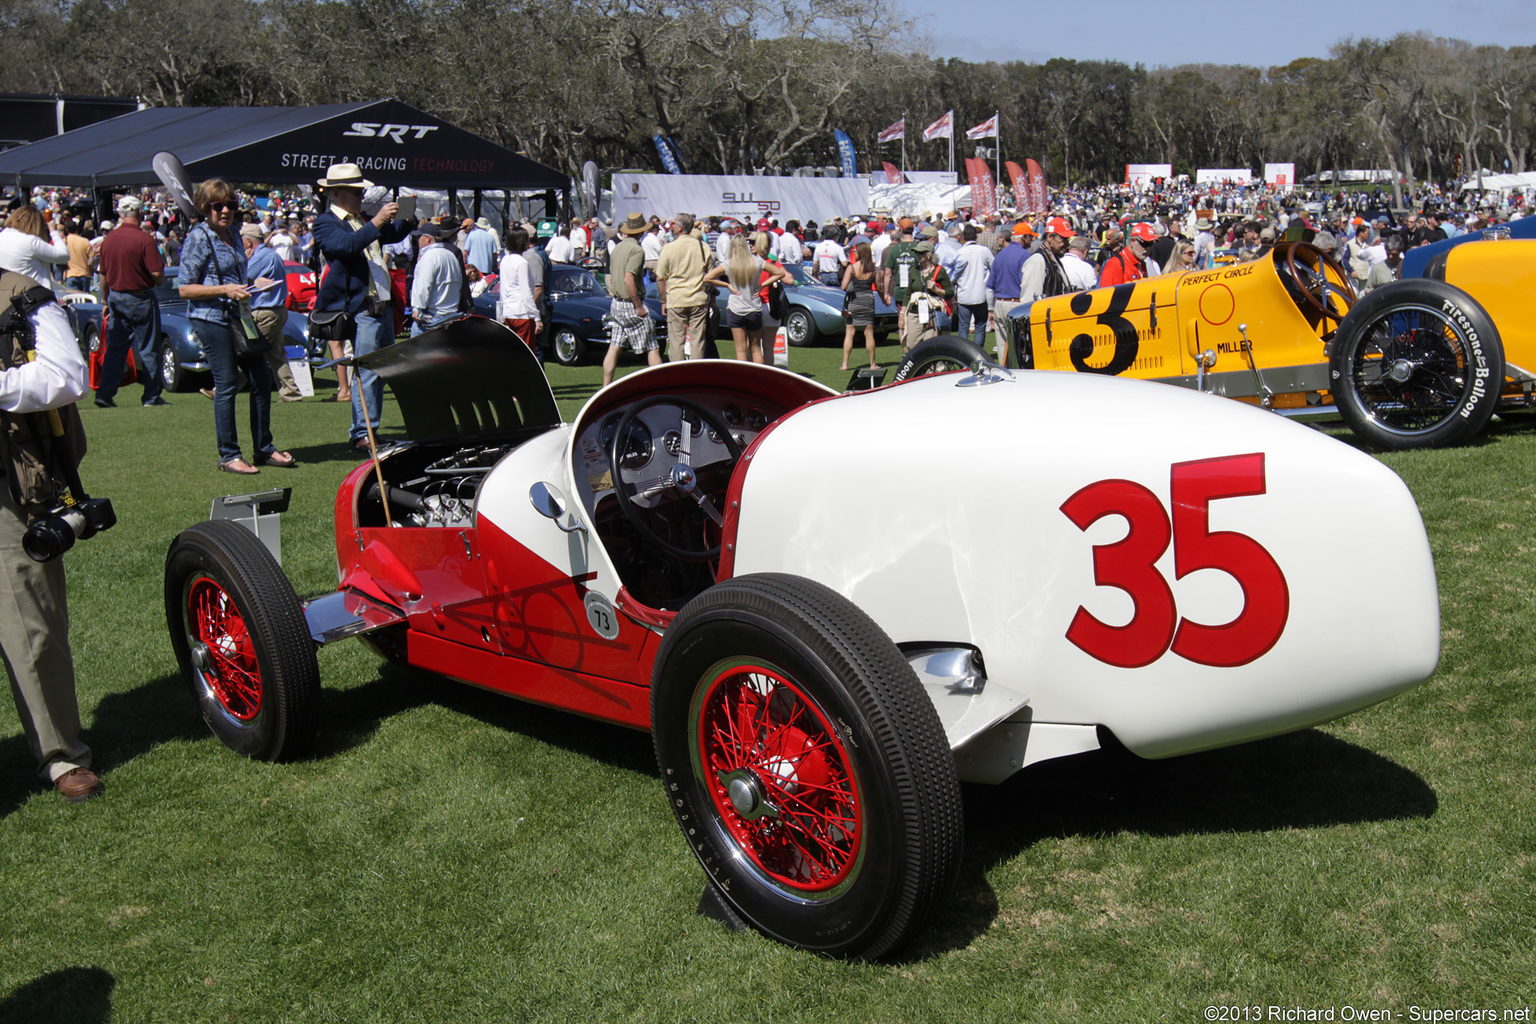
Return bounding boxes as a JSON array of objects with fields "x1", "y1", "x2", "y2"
[
  {"x1": 1284, "y1": 242, "x2": 1356, "y2": 322},
  {"x1": 609, "y1": 397, "x2": 745, "y2": 562}
]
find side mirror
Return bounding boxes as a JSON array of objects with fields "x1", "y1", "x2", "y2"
[{"x1": 529, "y1": 481, "x2": 586, "y2": 535}]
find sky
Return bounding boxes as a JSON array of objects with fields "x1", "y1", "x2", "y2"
[{"x1": 908, "y1": 0, "x2": 1534, "y2": 68}]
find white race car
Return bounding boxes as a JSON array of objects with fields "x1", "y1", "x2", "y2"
[{"x1": 164, "y1": 317, "x2": 1440, "y2": 959}]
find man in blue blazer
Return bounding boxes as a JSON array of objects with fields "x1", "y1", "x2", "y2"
[{"x1": 311, "y1": 163, "x2": 416, "y2": 450}]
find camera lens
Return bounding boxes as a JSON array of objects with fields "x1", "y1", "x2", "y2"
[{"x1": 23, "y1": 511, "x2": 84, "y2": 563}]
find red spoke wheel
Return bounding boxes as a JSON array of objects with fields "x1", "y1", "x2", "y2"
[
  {"x1": 165, "y1": 520, "x2": 320, "y2": 761},
  {"x1": 652, "y1": 574, "x2": 962, "y2": 959}
]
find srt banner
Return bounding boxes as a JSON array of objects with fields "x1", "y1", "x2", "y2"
[{"x1": 612, "y1": 173, "x2": 869, "y2": 225}]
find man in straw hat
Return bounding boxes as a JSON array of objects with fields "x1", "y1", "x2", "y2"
[
  {"x1": 310, "y1": 162, "x2": 416, "y2": 450},
  {"x1": 603, "y1": 213, "x2": 663, "y2": 386}
]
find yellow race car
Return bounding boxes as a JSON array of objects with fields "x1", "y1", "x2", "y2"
[{"x1": 988, "y1": 240, "x2": 1527, "y2": 450}]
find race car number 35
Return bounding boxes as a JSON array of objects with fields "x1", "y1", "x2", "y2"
[{"x1": 1061, "y1": 452, "x2": 1289, "y2": 669}]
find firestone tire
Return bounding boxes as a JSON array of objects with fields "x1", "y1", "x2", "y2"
[
  {"x1": 651, "y1": 573, "x2": 963, "y2": 960},
  {"x1": 165, "y1": 520, "x2": 320, "y2": 761},
  {"x1": 1330, "y1": 278, "x2": 1504, "y2": 450},
  {"x1": 891, "y1": 335, "x2": 989, "y2": 383}
]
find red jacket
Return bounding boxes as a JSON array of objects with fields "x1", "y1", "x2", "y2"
[{"x1": 1098, "y1": 248, "x2": 1145, "y2": 287}]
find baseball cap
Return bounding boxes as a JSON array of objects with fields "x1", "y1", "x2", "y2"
[
  {"x1": 1012, "y1": 222, "x2": 1035, "y2": 237},
  {"x1": 117, "y1": 196, "x2": 142, "y2": 215},
  {"x1": 1046, "y1": 216, "x2": 1075, "y2": 238}
]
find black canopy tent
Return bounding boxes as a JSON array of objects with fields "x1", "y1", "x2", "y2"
[{"x1": 0, "y1": 98, "x2": 569, "y2": 225}]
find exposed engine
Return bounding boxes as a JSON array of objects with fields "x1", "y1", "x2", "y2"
[{"x1": 361, "y1": 443, "x2": 514, "y2": 528}]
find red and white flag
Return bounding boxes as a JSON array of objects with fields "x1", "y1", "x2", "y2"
[
  {"x1": 965, "y1": 114, "x2": 998, "y2": 140},
  {"x1": 881, "y1": 161, "x2": 904, "y2": 185},
  {"x1": 877, "y1": 120, "x2": 905, "y2": 143},
  {"x1": 922, "y1": 110, "x2": 953, "y2": 142}
]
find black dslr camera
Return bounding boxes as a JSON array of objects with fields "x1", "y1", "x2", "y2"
[{"x1": 23, "y1": 497, "x2": 116, "y2": 563}]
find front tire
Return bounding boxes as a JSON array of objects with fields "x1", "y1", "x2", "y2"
[
  {"x1": 160, "y1": 334, "x2": 186, "y2": 392},
  {"x1": 1330, "y1": 278, "x2": 1504, "y2": 450},
  {"x1": 165, "y1": 520, "x2": 320, "y2": 761},
  {"x1": 552, "y1": 326, "x2": 587, "y2": 366},
  {"x1": 891, "y1": 335, "x2": 990, "y2": 383},
  {"x1": 651, "y1": 574, "x2": 963, "y2": 959},
  {"x1": 784, "y1": 308, "x2": 819, "y2": 347}
]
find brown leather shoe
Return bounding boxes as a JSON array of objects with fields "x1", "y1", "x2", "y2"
[{"x1": 54, "y1": 766, "x2": 103, "y2": 802}]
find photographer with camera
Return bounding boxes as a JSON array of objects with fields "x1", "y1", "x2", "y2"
[{"x1": 0, "y1": 268, "x2": 103, "y2": 802}]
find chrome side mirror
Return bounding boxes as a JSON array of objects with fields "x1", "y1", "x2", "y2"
[{"x1": 529, "y1": 481, "x2": 586, "y2": 534}]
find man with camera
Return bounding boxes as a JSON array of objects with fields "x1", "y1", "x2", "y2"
[
  {"x1": 310, "y1": 164, "x2": 416, "y2": 451},
  {"x1": 0, "y1": 268, "x2": 102, "y2": 801}
]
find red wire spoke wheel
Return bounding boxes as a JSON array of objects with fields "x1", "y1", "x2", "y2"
[
  {"x1": 186, "y1": 576, "x2": 262, "y2": 721},
  {"x1": 652, "y1": 573, "x2": 962, "y2": 960},
  {"x1": 165, "y1": 520, "x2": 320, "y2": 761},
  {"x1": 696, "y1": 661, "x2": 862, "y2": 892}
]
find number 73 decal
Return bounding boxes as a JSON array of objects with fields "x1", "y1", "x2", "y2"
[{"x1": 1060, "y1": 453, "x2": 1289, "y2": 669}]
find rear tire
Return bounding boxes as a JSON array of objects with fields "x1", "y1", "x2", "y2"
[
  {"x1": 165, "y1": 520, "x2": 320, "y2": 761},
  {"x1": 1330, "y1": 278, "x2": 1504, "y2": 450},
  {"x1": 892, "y1": 335, "x2": 989, "y2": 383},
  {"x1": 552, "y1": 326, "x2": 587, "y2": 366},
  {"x1": 652, "y1": 573, "x2": 963, "y2": 959}
]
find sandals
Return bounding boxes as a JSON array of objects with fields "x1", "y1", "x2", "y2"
[
  {"x1": 255, "y1": 450, "x2": 297, "y2": 468},
  {"x1": 218, "y1": 458, "x2": 259, "y2": 475}
]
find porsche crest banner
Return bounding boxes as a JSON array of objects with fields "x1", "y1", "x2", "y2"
[
  {"x1": 612, "y1": 173, "x2": 869, "y2": 225},
  {"x1": 882, "y1": 161, "x2": 904, "y2": 184},
  {"x1": 964, "y1": 158, "x2": 997, "y2": 218}
]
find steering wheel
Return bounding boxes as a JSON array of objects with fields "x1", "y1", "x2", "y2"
[
  {"x1": 1284, "y1": 242, "x2": 1356, "y2": 322},
  {"x1": 609, "y1": 397, "x2": 745, "y2": 562}
]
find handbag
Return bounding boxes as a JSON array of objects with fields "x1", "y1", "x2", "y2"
[
  {"x1": 231, "y1": 301, "x2": 271, "y2": 357},
  {"x1": 309, "y1": 308, "x2": 357, "y2": 343}
]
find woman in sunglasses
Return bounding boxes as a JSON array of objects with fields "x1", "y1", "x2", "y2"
[{"x1": 177, "y1": 180, "x2": 294, "y2": 475}]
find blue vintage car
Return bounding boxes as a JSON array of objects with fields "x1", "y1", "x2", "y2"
[
  {"x1": 77, "y1": 268, "x2": 310, "y2": 392},
  {"x1": 472, "y1": 263, "x2": 668, "y2": 366}
]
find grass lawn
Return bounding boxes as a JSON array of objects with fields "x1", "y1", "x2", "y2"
[{"x1": 0, "y1": 337, "x2": 1532, "y2": 1023}]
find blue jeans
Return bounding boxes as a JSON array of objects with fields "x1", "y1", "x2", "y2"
[
  {"x1": 350, "y1": 311, "x2": 392, "y2": 442},
  {"x1": 956, "y1": 302, "x2": 988, "y2": 349},
  {"x1": 99, "y1": 291, "x2": 161, "y2": 403},
  {"x1": 64, "y1": 276, "x2": 91, "y2": 293},
  {"x1": 194, "y1": 319, "x2": 274, "y2": 463}
]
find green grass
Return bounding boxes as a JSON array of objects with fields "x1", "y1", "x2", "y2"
[{"x1": 1, "y1": 345, "x2": 1532, "y2": 1023}]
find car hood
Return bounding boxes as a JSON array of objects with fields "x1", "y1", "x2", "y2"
[{"x1": 351, "y1": 315, "x2": 561, "y2": 441}]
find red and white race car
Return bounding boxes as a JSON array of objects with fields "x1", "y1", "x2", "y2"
[{"x1": 163, "y1": 316, "x2": 1440, "y2": 959}]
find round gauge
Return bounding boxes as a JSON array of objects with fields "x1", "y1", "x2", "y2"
[
  {"x1": 684, "y1": 410, "x2": 703, "y2": 436},
  {"x1": 746, "y1": 408, "x2": 767, "y2": 431},
  {"x1": 708, "y1": 426, "x2": 723, "y2": 444},
  {"x1": 662, "y1": 429, "x2": 682, "y2": 456},
  {"x1": 722, "y1": 404, "x2": 743, "y2": 427},
  {"x1": 600, "y1": 414, "x2": 655, "y2": 472}
]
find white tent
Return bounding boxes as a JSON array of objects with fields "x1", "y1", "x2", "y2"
[
  {"x1": 867, "y1": 182, "x2": 973, "y2": 218},
  {"x1": 1460, "y1": 171, "x2": 1536, "y2": 193}
]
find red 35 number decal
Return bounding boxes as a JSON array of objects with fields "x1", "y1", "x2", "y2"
[{"x1": 1061, "y1": 453, "x2": 1289, "y2": 669}]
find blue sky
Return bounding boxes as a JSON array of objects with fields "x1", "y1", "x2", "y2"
[{"x1": 908, "y1": 0, "x2": 1533, "y2": 68}]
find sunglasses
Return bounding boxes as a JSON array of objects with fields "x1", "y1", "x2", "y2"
[{"x1": 207, "y1": 201, "x2": 238, "y2": 213}]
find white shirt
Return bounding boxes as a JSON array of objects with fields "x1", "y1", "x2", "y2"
[
  {"x1": 0, "y1": 302, "x2": 86, "y2": 413},
  {"x1": 951, "y1": 242, "x2": 994, "y2": 305},
  {"x1": 1062, "y1": 251, "x2": 1098, "y2": 290},
  {"x1": 0, "y1": 228, "x2": 70, "y2": 285},
  {"x1": 773, "y1": 232, "x2": 803, "y2": 265},
  {"x1": 569, "y1": 226, "x2": 588, "y2": 252},
  {"x1": 546, "y1": 235, "x2": 574, "y2": 264},
  {"x1": 641, "y1": 232, "x2": 663, "y2": 264},
  {"x1": 498, "y1": 252, "x2": 538, "y2": 319},
  {"x1": 870, "y1": 233, "x2": 893, "y2": 266},
  {"x1": 269, "y1": 230, "x2": 298, "y2": 262},
  {"x1": 812, "y1": 240, "x2": 846, "y2": 275},
  {"x1": 410, "y1": 244, "x2": 463, "y2": 322}
]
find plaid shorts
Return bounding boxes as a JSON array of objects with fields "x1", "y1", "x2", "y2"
[{"x1": 607, "y1": 299, "x2": 658, "y2": 354}]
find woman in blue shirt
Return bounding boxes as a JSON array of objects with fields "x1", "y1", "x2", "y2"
[{"x1": 177, "y1": 179, "x2": 294, "y2": 475}]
